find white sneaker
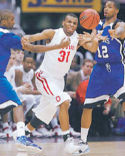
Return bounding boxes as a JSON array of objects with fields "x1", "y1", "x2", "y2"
[
  {"x1": 3, "y1": 127, "x2": 12, "y2": 138},
  {"x1": 37, "y1": 127, "x2": 52, "y2": 137},
  {"x1": 31, "y1": 130, "x2": 43, "y2": 137},
  {"x1": 64, "y1": 137, "x2": 80, "y2": 154},
  {"x1": 70, "y1": 128, "x2": 80, "y2": 137},
  {"x1": 0, "y1": 132, "x2": 6, "y2": 138},
  {"x1": 13, "y1": 130, "x2": 42, "y2": 153},
  {"x1": 73, "y1": 140, "x2": 90, "y2": 155},
  {"x1": 52, "y1": 126, "x2": 63, "y2": 136}
]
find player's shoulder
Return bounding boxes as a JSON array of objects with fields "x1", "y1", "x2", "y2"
[
  {"x1": 112, "y1": 18, "x2": 123, "y2": 29},
  {"x1": 0, "y1": 27, "x2": 20, "y2": 39}
]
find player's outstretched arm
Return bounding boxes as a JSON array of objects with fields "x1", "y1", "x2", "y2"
[
  {"x1": 78, "y1": 30, "x2": 99, "y2": 53},
  {"x1": 109, "y1": 22, "x2": 125, "y2": 40},
  {"x1": 22, "y1": 29, "x2": 55, "y2": 42},
  {"x1": 78, "y1": 30, "x2": 107, "y2": 53},
  {"x1": 22, "y1": 37, "x2": 70, "y2": 53}
]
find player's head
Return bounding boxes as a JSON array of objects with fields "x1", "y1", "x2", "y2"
[
  {"x1": 23, "y1": 55, "x2": 34, "y2": 72},
  {"x1": 82, "y1": 59, "x2": 94, "y2": 76},
  {"x1": 15, "y1": 49, "x2": 24, "y2": 64},
  {"x1": 62, "y1": 13, "x2": 78, "y2": 36},
  {"x1": 0, "y1": 10, "x2": 15, "y2": 29},
  {"x1": 104, "y1": 0, "x2": 120, "y2": 19},
  {"x1": 7, "y1": 52, "x2": 16, "y2": 69}
]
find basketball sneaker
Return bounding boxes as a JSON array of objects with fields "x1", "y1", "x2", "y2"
[
  {"x1": 72, "y1": 140, "x2": 90, "y2": 155},
  {"x1": 3, "y1": 126, "x2": 12, "y2": 138},
  {"x1": 16, "y1": 136, "x2": 42, "y2": 153},
  {"x1": 64, "y1": 137, "x2": 80, "y2": 154},
  {"x1": 52, "y1": 126, "x2": 63, "y2": 136},
  {"x1": 13, "y1": 130, "x2": 42, "y2": 153},
  {"x1": 70, "y1": 127, "x2": 80, "y2": 137},
  {"x1": 37, "y1": 127, "x2": 53, "y2": 137},
  {"x1": 31, "y1": 130, "x2": 43, "y2": 137}
]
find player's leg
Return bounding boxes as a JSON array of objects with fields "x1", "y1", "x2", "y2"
[
  {"x1": 74, "y1": 64, "x2": 109, "y2": 155},
  {"x1": 12, "y1": 104, "x2": 42, "y2": 153},
  {"x1": 59, "y1": 100, "x2": 70, "y2": 134},
  {"x1": 58, "y1": 100, "x2": 81, "y2": 154},
  {"x1": 2, "y1": 113, "x2": 12, "y2": 138},
  {"x1": 0, "y1": 77, "x2": 42, "y2": 153}
]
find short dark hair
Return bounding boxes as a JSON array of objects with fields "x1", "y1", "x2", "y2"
[
  {"x1": 82, "y1": 59, "x2": 94, "y2": 66},
  {"x1": 23, "y1": 54, "x2": 34, "y2": 62},
  {"x1": 64, "y1": 13, "x2": 78, "y2": 20},
  {"x1": 106, "y1": 0, "x2": 120, "y2": 10}
]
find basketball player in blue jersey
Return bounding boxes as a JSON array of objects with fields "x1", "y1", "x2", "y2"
[
  {"x1": 0, "y1": 10, "x2": 70, "y2": 153},
  {"x1": 74, "y1": 0, "x2": 125, "y2": 155}
]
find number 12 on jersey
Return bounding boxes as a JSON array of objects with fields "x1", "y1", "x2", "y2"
[
  {"x1": 98, "y1": 45, "x2": 109, "y2": 58},
  {"x1": 58, "y1": 50, "x2": 70, "y2": 63}
]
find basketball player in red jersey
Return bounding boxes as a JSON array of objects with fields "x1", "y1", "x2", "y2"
[{"x1": 22, "y1": 13, "x2": 101, "y2": 154}]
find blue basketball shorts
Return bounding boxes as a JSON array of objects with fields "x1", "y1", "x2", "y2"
[
  {"x1": 0, "y1": 75, "x2": 22, "y2": 110},
  {"x1": 84, "y1": 63, "x2": 125, "y2": 108}
]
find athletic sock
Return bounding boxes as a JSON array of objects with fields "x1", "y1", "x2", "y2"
[
  {"x1": 16, "y1": 122, "x2": 25, "y2": 137},
  {"x1": 51, "y1": 117, "x2": 58, "y2": 128},
  {"x1": 25, "y1": 125, "x2": 32, "y2": 135},
  {"x1": 81, "y1": 128, "x2": 89, "y2": 143}
]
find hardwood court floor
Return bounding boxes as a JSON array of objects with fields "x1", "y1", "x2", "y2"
[{"x1": 0, "y1": 137, "x2": 125, "y2": 156}]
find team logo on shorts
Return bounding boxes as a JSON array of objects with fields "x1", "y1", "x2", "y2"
[
  {"x1": 56, "y1": 96, "x2": 61, "y2": 102},
  {"x1": 105, "y1": 63, "x2": 111, "y2": 72}
]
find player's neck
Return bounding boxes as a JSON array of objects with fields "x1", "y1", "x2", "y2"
[
  {"x1": 63, "y1": 28, "x2": 73, "y2": 37},
  {"x1": 105, "y1": 16, "x2": 117, "y2": 26}
]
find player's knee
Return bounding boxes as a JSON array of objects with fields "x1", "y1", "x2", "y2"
[{"x1": 30, "y1": 115, "x2": 44, "y2": 129}]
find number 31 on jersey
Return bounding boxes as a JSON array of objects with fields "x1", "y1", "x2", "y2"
[{"x1": 58, "y1": 50, "x2": 70, "y2": 63}]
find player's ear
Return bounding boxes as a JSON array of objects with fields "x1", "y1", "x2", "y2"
[{"x1": 116, "y1": 8, "x2": 119, "y2": 14}]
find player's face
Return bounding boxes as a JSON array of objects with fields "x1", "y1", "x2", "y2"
[
  {"x1": 8, "y1": 14, "x2": 15, "y2": 29},
  {"x1": 82, "y1": 62, "x2": 93, "y2": 76},
  {"x1": 104, "y1": 1, "x2": 119, "y2": 19},
  {"x1": 3, "y1": 14, "x2": 15, "y2": 29},
  {"x1": 62, "y1": 15, "x2": 78, "y2": 36},
  {"x1": 8, "y1": 54, "x2": 16, "y2": 67},
  {"x1": 23, "y1": 57, "x2": 34, "y2": 72},
  {"x1": 15, "y1": 50, "x2": 24, "y2": 63}
]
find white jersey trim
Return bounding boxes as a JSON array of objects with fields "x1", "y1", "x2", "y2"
[
  {"x1": 0, "y1": 100, "x2": 18, "y2": 109},
  {"x1": 84, "y1": 95, "x2": 109, "y2": 104},
  {"x1": 0, "y1": 28, "x2": 9, "y2": 33}
]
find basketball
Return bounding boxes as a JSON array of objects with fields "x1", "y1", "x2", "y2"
[{"x1": 79, "y1": 9, "x2": 100, "y2": 30}]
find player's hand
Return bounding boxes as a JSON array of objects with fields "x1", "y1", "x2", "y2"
[
  {"x1": 23, "y1": 83, "x2": 32, "y2": 89},
  {"x1": 96, "y1": 33, "x2": 107, "y2": 41},
  {"x1": 78, "y1": 32, "x2": 92, "y2": 46},
  {"x1": 21, "y1": 35, "x2": 31, "y2": 49},
  {"x1": 21, "y1": 39, "x2": 33, "y2": 51},
  {"x1": 18, "y1": 83, "x2": 32, "y2": 94},
  {"x1": 22, "y1": 35, "x2": 30, "y2": 43},
  {"x1": 59, "y1": 37, "x2": 70, "y2": 48},
  {"x1": 109, "y1": 22, "x2": 125, "y2": 39}
]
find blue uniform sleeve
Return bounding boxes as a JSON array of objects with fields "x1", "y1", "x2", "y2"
[{"x1": 0, "y1": 32, "x2": 22, "y2": 50}]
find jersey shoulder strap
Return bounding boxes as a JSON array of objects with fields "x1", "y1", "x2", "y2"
[{"x1": 112, "y1": 19, "x2": 122, "y2": 29}]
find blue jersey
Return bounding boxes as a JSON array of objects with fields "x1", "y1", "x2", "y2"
[
  {"x1": 95, "y1": 19, "x2": 125, "y2": 64},
  {"x1": 84, "y1": 19, "x2": 125, "y2": 108},
  {"x1": 0, "y1": 27, "x2": 22, "y2": 108},
  {"x1": 0, "y1": 27, "x2": 22, "y2": 75}
]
